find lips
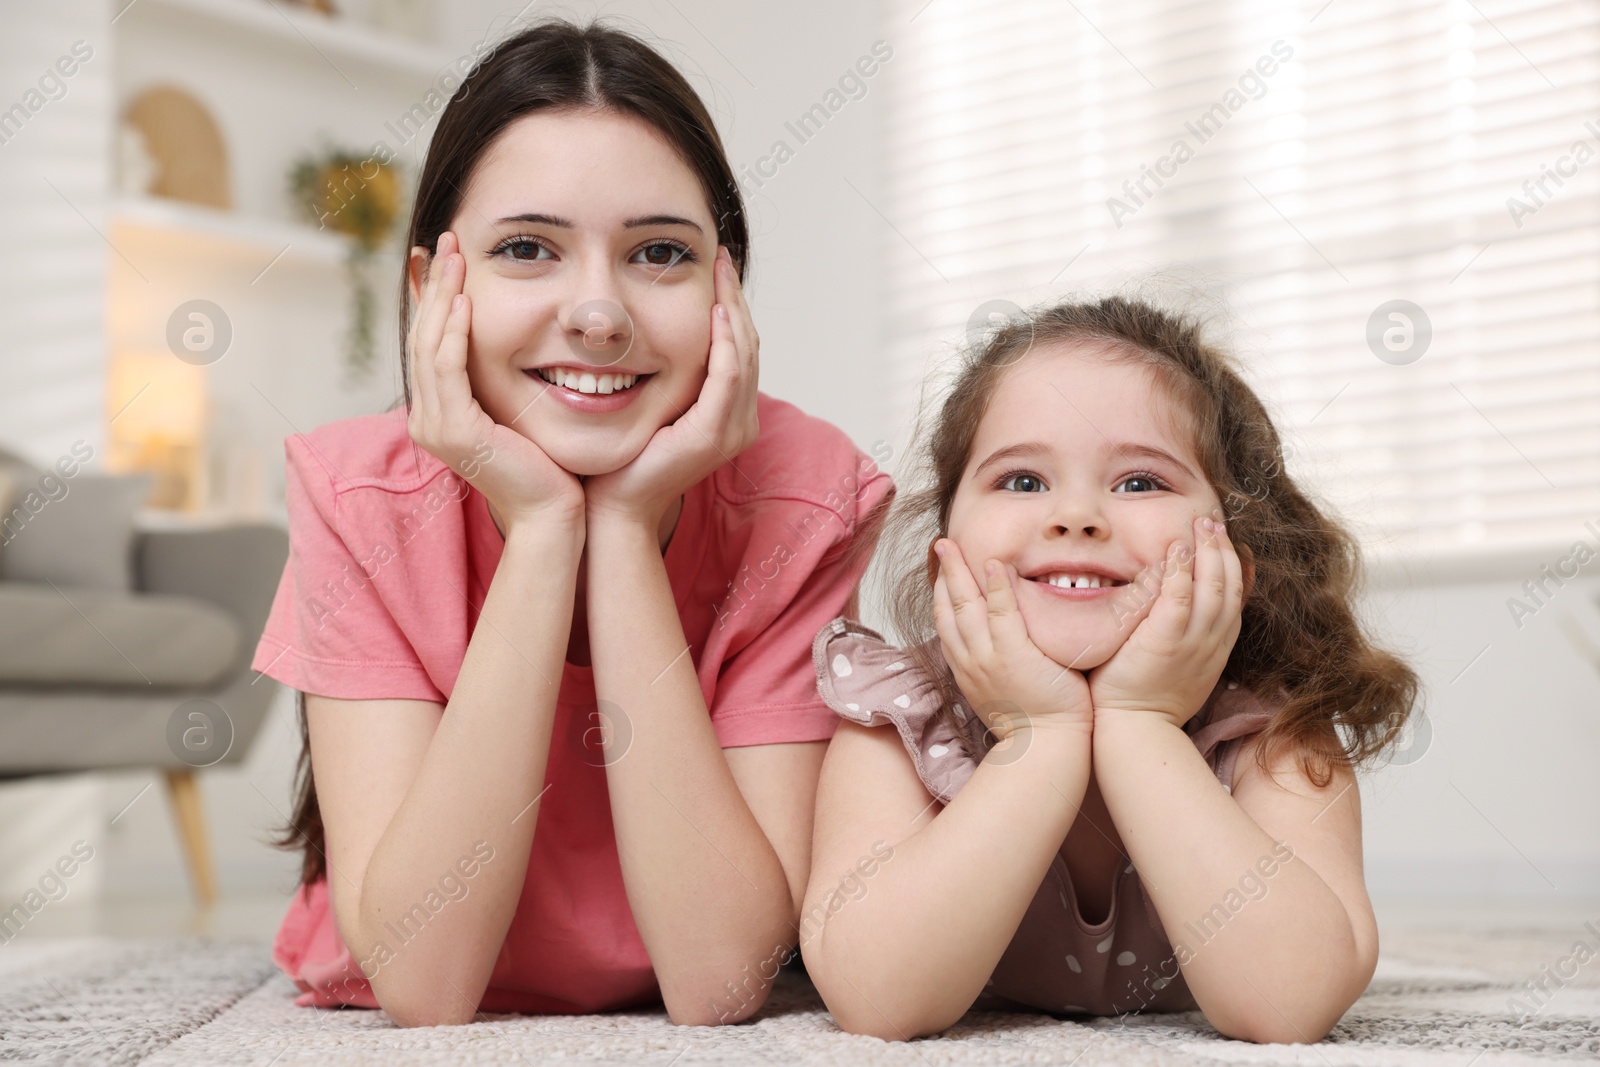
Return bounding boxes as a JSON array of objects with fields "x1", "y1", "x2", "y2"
[{"x1": 524, "y1": 365, "x2": 653, "y2": 415}]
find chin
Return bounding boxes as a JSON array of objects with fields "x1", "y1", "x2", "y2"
[
  {"x1": 1035, "y1": 637, "x2": 1116, "y2": 672},
  {"x1": 1020, "y1": 608, "x2": 1126, "y2": 672},
  {"x1": 534, "y1": 432, "x2": 647, "y2": 477}
]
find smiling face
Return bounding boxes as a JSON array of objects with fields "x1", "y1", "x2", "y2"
[
  {"x1": 944, "y1": 342, "x2": 1224, "y2": 670},
  {"x1": 410, "y1": 108, "x2": 719, "y2": 476}
]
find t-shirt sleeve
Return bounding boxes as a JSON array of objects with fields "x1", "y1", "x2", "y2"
[
  {"x1": 707, "y1": 469, "x2": 895, "y2": 747},
  {"x1": 251, "y1": 437, "x2": 445, "y2": 703}
]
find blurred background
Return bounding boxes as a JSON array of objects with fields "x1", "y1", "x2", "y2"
[{"x1": 0, "y1": 0, "x2": 1593, "y2": 941}]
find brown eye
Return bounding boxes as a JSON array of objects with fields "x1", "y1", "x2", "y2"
[
  {"x1": 491, "y1": 236, "x2": 551, "y2": 262},
  {"x1": 633, "y1": 241, "x2": 692, "y2": 267}
]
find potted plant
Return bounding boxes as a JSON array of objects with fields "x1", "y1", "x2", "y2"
[{"x1": 289, "y1": 146, "x2": 406, "y2": 378}]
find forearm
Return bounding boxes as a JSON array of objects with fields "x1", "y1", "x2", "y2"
[
  {"x1": 584, "y1": 516, "x2": 793, "y2": 1025},
  {"x1": 807, "y1": 726, "x2": 1093, "y2": 1039},
  {"x1": 357, "y1": 516, "x2": 582, "y2": 1024},
  {"x1": 1092, "y1": 714, "x2": 1365, "y2": 1041}
]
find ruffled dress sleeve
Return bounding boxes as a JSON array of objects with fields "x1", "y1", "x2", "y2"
[
  {"x1": 1184, "y1": 680, "x2": 1286, "y2": 792},
  {"x1": 811, "y1": 617, "x2": 991, "y2": 804}
]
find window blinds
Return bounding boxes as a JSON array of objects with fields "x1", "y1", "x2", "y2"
[{"x1": 880, "y1": 0, "x2": 1600, "y2": 564}]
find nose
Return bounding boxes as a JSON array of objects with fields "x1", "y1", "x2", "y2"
[
  {"x1": 1045, "y1": 481, "x2": 1107, "y2": 539},
  {"x1": 560, "y1": 252, "x2": 633, "y2": 367}
]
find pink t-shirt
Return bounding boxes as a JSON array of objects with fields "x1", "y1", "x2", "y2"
[{"x1": 251, "y1": 393, "x2": 893, "y2": 1014}]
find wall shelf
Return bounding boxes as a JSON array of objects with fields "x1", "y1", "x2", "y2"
[
  {"x1": 110, "y1": 194, "x2": 353, "y2": 267},
  {"x1": 95, "y1": 0, "x2": 425, "y2": 530},
  {"x1": 128, "y1": 0, "x2": 456, "y2": 82}
]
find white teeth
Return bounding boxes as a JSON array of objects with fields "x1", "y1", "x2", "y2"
[
  {"x1": 536, "y1": 367, "x2": 639, "y2": 394},
  {"x1": 1047, "y1": 573, "x2": 1103, "y2": 589}
]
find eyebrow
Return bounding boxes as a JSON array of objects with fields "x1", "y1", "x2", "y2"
[
  {"x1": 495, "y1": 212, "x2": 575, "y2": 227},
  {"x1": 971, "y1": 440, "x2": 1199, "y2": 480},
  {"x1": 972, "y1": 442, "x2": 1053, "y2": 479},
  {"x1": 624, "y1": 214, "x2": 703, "y2": 233},
  {"x1": 492, "y1": 212, "x2": 704, "y2": 234},
  {"x1": 1112, "y1": 443, "x2": 1200, "y2": 480}
]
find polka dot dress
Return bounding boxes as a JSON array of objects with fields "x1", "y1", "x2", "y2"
[{"x1": 811, "y1": 616, "x2": 1282, "y2": 1017}]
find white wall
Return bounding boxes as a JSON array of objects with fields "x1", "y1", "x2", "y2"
[
  {"x1": 1358, "y1": 562, "x2": 1600, "y2": 897},
  {"x1": 0, "y1": 0, "x2": 112, "y2": 464}
]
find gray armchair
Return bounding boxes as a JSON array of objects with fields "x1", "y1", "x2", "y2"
[{"x1": 0, "y1": 459, "x2": 287, "y2": 905}]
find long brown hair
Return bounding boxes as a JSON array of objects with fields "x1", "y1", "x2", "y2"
[
  {"x1": 273, "y1": 19, "x2": 751, "y2": 887},
  {"x1": 878, "y1": 295, "x2": 1420, "y2": 789}
]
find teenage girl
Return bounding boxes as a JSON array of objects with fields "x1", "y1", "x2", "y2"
[
  {"x1": 253, "y1": 21, "x2": 890, "y2": 1027},
  {"x1": 802, "y1": 297, "x2": 1417, "y2": 1043}
]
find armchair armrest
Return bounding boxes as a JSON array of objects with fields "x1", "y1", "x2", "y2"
[{"x1": 136, "y1": 523, "x2": 288, "y2": 665}]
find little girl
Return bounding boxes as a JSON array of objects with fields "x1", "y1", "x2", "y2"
[
  {"x1": 253, "y1": 21, "x2": 890, "y2": 1026},
  {"x1": 801, "y1": 296, "x2": 1418, "y2": 1043}
]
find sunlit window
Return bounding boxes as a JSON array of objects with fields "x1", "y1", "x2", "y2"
[{"x1": 883, "y1": 0, "x2": 1600, "y2": 561}]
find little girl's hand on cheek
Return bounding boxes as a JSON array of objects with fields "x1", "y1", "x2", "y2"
[
  {"x1": 1087, "y1": 515, "x2": 1245, "y2": 728},
  {"x1": 931, "y1": 539, "x2": 1094, "y2": 742}
]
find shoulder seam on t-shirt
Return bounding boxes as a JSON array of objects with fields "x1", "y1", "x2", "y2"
[
  {"x1": 706, "y1": 467, "x2": 886, "y2": 533},
  {"x1": 326, "y1": 457, "x2": 463, "y2": 498},
  {"x1": 290, "y1": 423, "x2": 463, "y2": 499}
]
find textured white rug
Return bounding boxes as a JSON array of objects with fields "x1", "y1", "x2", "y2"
[{"x1": 1, "y1": 927, "x2": 1597, "y2": 1065}]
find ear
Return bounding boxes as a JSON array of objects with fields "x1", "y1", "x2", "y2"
[
  {"x1": 926, "y1": 539, "x2": 941, "y2": 590},
  {"x1": 1237, "y1": 541, "x2": 1256, "y2": 602},
  {"x1": 407, "y1": 244, "x2": 433, "y2": 307}
]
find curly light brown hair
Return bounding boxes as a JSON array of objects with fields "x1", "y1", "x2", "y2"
[{"x1": 875, "y1": 295, "x2": 1420, "y2": 788}]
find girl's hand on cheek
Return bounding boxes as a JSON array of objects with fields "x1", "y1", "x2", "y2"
[
  {"x1": 584, "y1": 246, "x2": 759, "y2": 530},
  {"x1": 406, "y1": 231, "x2": 584, "y2": 532},
  {"x1": 1087, "y1": 516, "x2": 1245, "y2": 729},
  {"x1": 931, "y1": 538, "x2": 1094, "y2": 744}
]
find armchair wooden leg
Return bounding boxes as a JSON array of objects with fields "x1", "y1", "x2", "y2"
[{"x1": 164, "y1": 769, "x2": 216, "y2": 908}]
